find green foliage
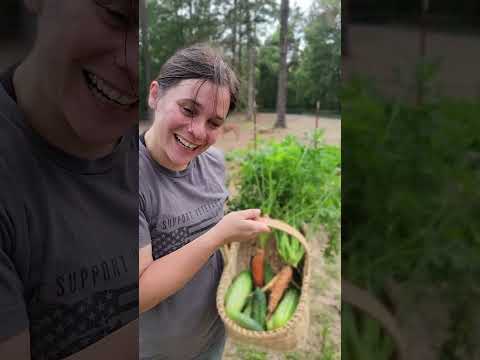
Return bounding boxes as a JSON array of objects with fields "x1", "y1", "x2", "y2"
[
  {"x1": 140, "y1": 0, "x2": 341, "y2": 118},
  {"x1": 342, "y1": 75, "x2": 480, "y2": 358},
  {"x1": 297, "y1": 0, "x2": 341, "y2": 110},
  {"x1": 256, "y1": 0, "x2": 341, "y2": 113},
  {"x1": 342, "y1": 79, "x2": 480, "y2": 288},
  {"x1": 342, "y1": 304, "x2": 394, "y2": 360},
  {"x1": 275, "y1": 231, "x2": 305, "y2": 268},
  {"x1": 228, "y1": 131, "x2": 341, "y2": 255},
  {"x1": 235, "y1": 345, "x2": 267, "y2": 360}
]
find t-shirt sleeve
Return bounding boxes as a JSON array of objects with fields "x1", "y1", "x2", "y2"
[
  {"x1": 0, "y1": 205, "x2": 28, "y2": 341},
  {"x1": 206, "y1": 146, "x2": 228, "y2": 195},
  {"x1": 139, "y1": 193, "x2": 151, "y2": 249}
]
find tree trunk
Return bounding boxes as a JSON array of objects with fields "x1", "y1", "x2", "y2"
[
  {"x1": 247, "y1": 2, "x2": 257, "y2": 121},
  {"x1": 139, "y1": 0, "x2": 151, "y2": 120},
  {"x1": 231, "y1": 0, "x2": 238, "y2": 70},
  {"x1": 275, "y1": 0, "x2": 289, "y2": 128},
  {"x1": 237, "y1": 29, "x2": 243, "y2": 78}
]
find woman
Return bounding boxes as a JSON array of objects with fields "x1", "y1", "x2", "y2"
[
  {"x1": 139, "y1": 44, "x2": 270, "y2": 359},
  {"x1": 0, "y1": 1, "x2": 139, "y2": 359}
]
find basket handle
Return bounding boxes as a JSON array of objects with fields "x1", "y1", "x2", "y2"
[
  {"x1": 220, "y1": 243, "x2": 232, "y2": 267},
  {"x1": 220, "y1": 218, "x2": 309, "y2": 266},
  {"x1": 262, "y1": 218, "x2": 310, "y2": 253}
]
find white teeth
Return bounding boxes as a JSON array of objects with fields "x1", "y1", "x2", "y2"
[
  {"x1": 175, "y1": 134, "x2": 199, "y2": 150},
  {"x1": 86, "y1": 71, "x2": 137, "y2": 106}
]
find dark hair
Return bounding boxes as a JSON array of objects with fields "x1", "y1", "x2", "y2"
[{"x1": 156, "y1": 43, "x2": 239, "y2": 115}]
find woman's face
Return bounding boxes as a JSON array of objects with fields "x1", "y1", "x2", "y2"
[
  {"x1": 148, "y1": 79, "x2": 230, "y2": 171},
  {"x1": 29, "y1": 0, "x2": 139, "y2": 145}
]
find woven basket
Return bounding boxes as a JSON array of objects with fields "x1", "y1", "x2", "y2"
[{"x1": 216, "y1": 218, "x2": 312, "y2": 352}]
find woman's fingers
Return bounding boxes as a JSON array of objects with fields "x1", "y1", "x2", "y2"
[
  {"x1": 244, "y1": 219, "x2": 271, "y2": 233},
  {"x1": 235, "y1": 208, "x2": 262, "y2": 220}
]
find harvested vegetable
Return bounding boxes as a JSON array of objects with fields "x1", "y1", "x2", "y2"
[
  {"x1": 261, "y1": 273, "x2": 279, "y2": 293},
  {"x1": 251, "y1": 248, "x2": 265, "y2": 287},
  {"x1": 266, "y1": 288, "x2": 300, "y2": 330},
  {"x1": 225, "y1": 270, "x2": 253, "y2": 318},
  {"x1": 264, "y1": 262, "x2": 274, "y2": 285},
  {"x1": 242, "y1": 297, "x2": 253, "y2": 317},
  {"x1": 276, "y1": 232, "x2": 305, "y2": 268},
  {"x1": 268, "y1": 265, "x2": 293, "y2": 314},
  {"x1": 252, "y1": 288, "x2": 267, "y2": 329},
  {"x1": 231, "y1": 312, "x2": 264, "y2": 331}
]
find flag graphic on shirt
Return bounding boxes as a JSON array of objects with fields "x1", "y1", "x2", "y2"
[
  {"x1": 151, "y1": 214, "x2": 219, "y2": 259},
  {"x1": 28, "y1": 283, "x2": 137, "y2": 360}
]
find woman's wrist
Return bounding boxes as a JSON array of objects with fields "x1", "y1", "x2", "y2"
[{"x1": 203, "y1": 226, "x2": 225, "y2": 250}]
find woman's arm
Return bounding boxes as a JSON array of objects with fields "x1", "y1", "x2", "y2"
[{"x1": 139, "y1": 209, "x2": 269, "y2": 313}]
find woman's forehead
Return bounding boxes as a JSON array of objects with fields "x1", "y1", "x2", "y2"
[{"x1": 170, "y1": 79, "x2": 230, "y2": 114}]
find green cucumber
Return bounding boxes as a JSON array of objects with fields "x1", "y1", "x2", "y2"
[
  {"x1": 225, "y1": 270, "x2": 253, "y2": 318},
  {"x1": 266, "y1": 288, "x2": 300, "y2": 330},
  {"x1": 264, "y1": 262, "x2": 274, "y2": 284},
  {"x1": 252, "y1": 288, "x2": 267, "y2": 329},
  {"x1": 242, "y1": 297, "x2": 253, "y2": 317},
  {"x1": 231, "y1": 312, "x2": 263, "y2": 331}
]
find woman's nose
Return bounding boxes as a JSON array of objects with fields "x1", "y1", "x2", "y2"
[{"x1": 187, "y1": 119, "x2": 207, "y2": 142}]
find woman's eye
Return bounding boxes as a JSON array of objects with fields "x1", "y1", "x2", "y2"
[
  {"x1": 182, "y1": 107, "x2": 194, "y2": 116},
  {"x1": 209, "y1": 120, "x2": 221, "y2": 129}
]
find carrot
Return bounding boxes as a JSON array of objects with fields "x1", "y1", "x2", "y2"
[
  {"x1": 245, "y1": 272, "x2": 278, "y2": 300},
  {"x1": 251, "y1": 248, "x2": 265, "y2": 287},
  {"x1": 268, "y1": 265, "x2": 293, "y2": 314},
  {"x1": 261, "y1": 273, "x2": 279, "y2": 293}
]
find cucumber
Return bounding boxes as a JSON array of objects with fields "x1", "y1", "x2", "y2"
[
  {"x1": 266, "y1": 288, "x2": 300, "y2": 330},
  {"x1": 242, "y1": 297, "x2": 253, "y2": 317},
  {"x1": 231, "y1": 312, "x2": 263, "y2": 331},
  {"x1": 225, "y1": 270, "x2": 253, "y2": 318},
  {"x1": 264, "y1": 262, "x2": 274, "y2": 284},
  {"x1": 252, "y1": 288, "x2": 267, "y2": 329}
]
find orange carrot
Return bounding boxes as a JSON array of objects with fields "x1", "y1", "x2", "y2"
[
  {"x1": 261, "y1": 273, "x2": 279, "y2": 292},
  {"x1": 251, "y1": 248, "x2": 265, "y2": 287},
  {"x1": 267, "y1": 265, "x2": 293, "y2": 314}
]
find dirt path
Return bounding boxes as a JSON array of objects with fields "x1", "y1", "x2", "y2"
[{"x1": 216, "y1": 113, "x2": 340, "y2": 151}]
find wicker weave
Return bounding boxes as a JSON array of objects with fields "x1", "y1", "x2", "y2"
[{"x1": 216, "y1": 218, "x2": 312, "y2": 352}]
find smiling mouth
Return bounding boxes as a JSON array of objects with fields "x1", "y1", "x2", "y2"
[
  {"x1": 83, "y1": 69, "x2": 138, "y2": 108},
  {"x1": 174, "y1": 134, "x2": 200, "y2": 151}
]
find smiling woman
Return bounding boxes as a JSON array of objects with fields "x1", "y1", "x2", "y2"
[
  {"x1": 14, "y1": 0, "x2": 139, "y2": 158},
  {"x1": 138, "y1": 44, "x2": 271, "y2": 360},
  {"x1": 0, "y1": 1, "x2": 139, "y2": 359},
  {"x1": 145, "y1": 79, "x2": 230, "y2": 171}
]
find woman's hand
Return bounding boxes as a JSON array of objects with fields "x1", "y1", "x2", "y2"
[{"x1": 209, "y1": 209, "x2": 271, "y2": 246}]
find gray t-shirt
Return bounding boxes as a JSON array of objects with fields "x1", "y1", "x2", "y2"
[
  {"x1": 0, "y1": 73, "x2": 138, "y2": 359},
  {"x1": 139, "y1": 135, "x2": 228, "y2": 360}
]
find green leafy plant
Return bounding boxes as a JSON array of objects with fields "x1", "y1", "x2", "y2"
[
  {"x1": 342, "y1": 77, "x2": 480, "y2": 358},
  {"x1": 228, "y1": 131, "x2": 341, "y2": 255}
]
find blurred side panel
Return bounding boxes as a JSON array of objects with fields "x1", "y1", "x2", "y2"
[{"x1": 342, "y1": 1, "x2": 480, "y2": 360}]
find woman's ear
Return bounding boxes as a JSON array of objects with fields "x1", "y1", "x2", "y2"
[
  {"x1": 148, "y1": 81, "x2": 161, "y2": 110},
  {"x1": 24, "y1": 0, "x2": 43, "y2": 14}
]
